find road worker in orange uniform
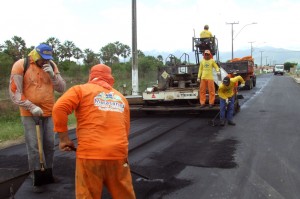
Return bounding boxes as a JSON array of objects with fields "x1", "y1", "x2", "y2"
[
  {"x1": 9, "y1": 43, "x2": 66, "y2": 193},
  {"x1": 197, "y1": 50, "x2": 220, "y2": 108},
  {"x1": 52, "y1": 64, "x2": 136, "y2": 199}
]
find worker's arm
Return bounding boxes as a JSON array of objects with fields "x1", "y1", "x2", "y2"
[
  {"x1": 58, "y1": 132, "x2": 75, "y2": 151},
  {"x1": 53, "y1": 86, "x2": 81, "y2": 151},
  {"x1": 232, "y1": 75, "x2": 245, "y2": 84},
  {"x1": 124, "y1": 99, "x2": 131, "y2": 137},
  {"x1": 9, "y1": 60, "x2": 40, "y2": 113},
  {"x1": 213, "y1": 60, "x2": 220, "y2": 72},
  {"x1": 49, "y1": 61, "x2": 66, "y2": 93},
  {"x1": 53, "y1": 86, "x2": 81, "y2": 132},
  {"x1": 197, "y1": 61, "x2": 203, "y2": 79}
]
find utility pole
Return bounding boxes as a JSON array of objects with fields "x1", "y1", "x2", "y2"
[
  {"x1": 248, "y1": 41, "x2": 255, "y2": 57},
  {"x1": 226, "y1": 22, "x2": 239, "y2": 59},
  {"x1": 131, "y1": 0, "x2": 139, "y2": 95},
  {"x1": 260, "y1": 51, "x2": 264, "y2": 67}
]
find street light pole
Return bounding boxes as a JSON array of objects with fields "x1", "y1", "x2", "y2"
[
  {"x1": 226, "y1": 22, "x2": 239, "y2": 59},
  {"x1": 226, "y1": 22, "x2": 257, "y2": 60}
]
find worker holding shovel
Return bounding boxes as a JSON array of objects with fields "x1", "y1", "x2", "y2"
[
  {"x1": 9, "y1": 43, "x2": 66, "y2": 192},
  {"x1": 218, "y1": 76, "x2": 245, "y2": 126},
  {"x1": 52, "y1": 64, "x2": 136, "y2": 199}
]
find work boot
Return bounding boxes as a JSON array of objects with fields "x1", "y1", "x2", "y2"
[
  {"x1": 53, "y1": 176, "x2": 61, "y2": 183},
  {"x1": 228, "y1": 120, "x2": 236, "y2": 126},
  {"x1": 220, "y1": 120, "x2": 225, "y2": 126},
  {"x1": 209, "y1": 104, "x2": 214, "y2": 108},
  {"x1": 32, "y1": 186, "x2": 45, "y2": 193},
  {"x1": 200, "y1": 104, "x2": 205, "y2": 108}
]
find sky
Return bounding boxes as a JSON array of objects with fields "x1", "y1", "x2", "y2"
[{"x1": 1, "y1": 0, "x2": 300, "y2": 56}]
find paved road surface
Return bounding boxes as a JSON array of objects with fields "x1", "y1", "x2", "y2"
[{"x1": 1, "y1": 74, "x2": 300, "y2": 199}]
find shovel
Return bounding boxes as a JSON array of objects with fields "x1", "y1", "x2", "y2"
[{"x1": 33, "y1": 119, "x2": 54, "y2": 186}]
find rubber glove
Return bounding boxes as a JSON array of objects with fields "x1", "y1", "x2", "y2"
[
  {"x1": 43, "y1": 64, "x2": 54, "y2": 78},
  {"x1": 240, "y1": 83, "x2": 245, "y2": 87},
  {"x1": 31, "y1": 106, "x2": 43, "y2": 116},
  {"x1": 197, "y1": 78, "x2": 200, "y2": 82},
  {"x1": 217, "y1": 71, "x2": 221, "y2": 76}
]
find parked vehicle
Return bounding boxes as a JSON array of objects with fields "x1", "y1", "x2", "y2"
[
  {"x1": 220, "y1": 56, "x2": 256, "y2": 90},
  {"x1": 274, "y1": 64, "x2": 284, "y2": 75}
]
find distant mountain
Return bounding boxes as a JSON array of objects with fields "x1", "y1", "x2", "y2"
[{"x1": 144, "y1": 46, "x2": 300, "y2": 66}]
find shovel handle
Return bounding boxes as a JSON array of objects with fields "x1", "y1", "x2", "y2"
[{"x1": 35, "y1": 122, "x2": 45, "y2": 169}]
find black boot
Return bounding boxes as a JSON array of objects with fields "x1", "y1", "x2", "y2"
[
  {"x1": 228, "y1": 120, "x2": 236, "y2": 126},
  {"x1": 220, "y1": 120, "x2": 225, "y2": 126}
]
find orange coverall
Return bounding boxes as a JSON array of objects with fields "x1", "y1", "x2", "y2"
[{"x1": 53, "y1": 64, "x2": 135, "y2": 199}]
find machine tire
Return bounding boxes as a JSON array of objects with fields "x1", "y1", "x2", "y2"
[{"x1": 253, "y1": 78, "x2": 256, "y2": 87}]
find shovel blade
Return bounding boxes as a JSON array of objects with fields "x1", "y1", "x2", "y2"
[{"x1": 33, "y1": 168, "x2": 54, "y2": 186}]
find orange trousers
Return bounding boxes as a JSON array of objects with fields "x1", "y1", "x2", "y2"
[
  {"x1": 199, "y1": 79, "x2": 216, "y2": 105},
  {"x1": 76, "y1": 158, "x2": 136, "y2": 199}
]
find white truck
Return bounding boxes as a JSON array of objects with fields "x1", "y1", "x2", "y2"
[{"x1": 274, "y1": 64, "x2": 284, "y2": 75}]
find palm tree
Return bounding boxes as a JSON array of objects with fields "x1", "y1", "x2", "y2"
[
  {"x1": 100, "y1": 43, "x2": 118, "y2": 65},
  {"x1": 62, "y1": 41, "x2": 76, "y2": 61},
  {"x1": 73, "y1": 47, "x2": 83, "y2": 64},
  {"x1": 120, "y1": 45, "x2": 131, "y2": 63},
  {"x1": 3, "y1": 36, "x2": 27, "y2": 61},
  {"x1": 45, "y1": 37, "x2": 61, "y2": 63},
  {"x1": 83, "y1": 49, "x2": 99, "y2": 68}
]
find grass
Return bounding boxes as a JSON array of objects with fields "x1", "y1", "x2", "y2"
[{"x1": 0, "y1": 99, "x2": 77, "y2": 143}]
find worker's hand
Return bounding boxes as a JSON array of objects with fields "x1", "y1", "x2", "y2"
[
  {"x1": 43, "y1": 64, "x2": 54, "y2": 78},
  {"x1": 59, "y1": 141, "x2": 76, "y2": 151},
  {"x1": 217, "y1": 71, "x2": 221, "y2": 76},
  {"x1": 59, "y1": 140, "x2": 75, "y2": 152},
  {"x1": 31, "y1": 106, "x2": 43, "y2": 116},
  {"x1": 225, "y1": 99, "x2": 229, "y2": 105},
  {"x1": 197, "y1": 78, "x2": 200, "y2": 82},
  {"x1": 240, "y1": 83, "x2": 245, "y2": 87}
]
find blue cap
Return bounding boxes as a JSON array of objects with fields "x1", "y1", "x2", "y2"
[{"x1": 36, "y1": 44, "x2": 53, "y2": 60}]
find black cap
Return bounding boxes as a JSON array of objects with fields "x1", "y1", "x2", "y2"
[{"x1": 223, "y1": 77, "x2": 230, "y2": 85}]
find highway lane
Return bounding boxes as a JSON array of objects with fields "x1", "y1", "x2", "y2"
[
  {"x1": 2, "y1": 73, "x2": 300, "y2": 199},
  {"x1": 140, "y1": 74, "x2": 300, "y2": 199}
]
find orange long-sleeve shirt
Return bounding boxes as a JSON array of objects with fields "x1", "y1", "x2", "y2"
[
  {"x1": 9, "y1": 57, "x2": 66, "y2": 116},
  {"x1": 52, "y1": 83, "x2": 130, "y2": 160}
]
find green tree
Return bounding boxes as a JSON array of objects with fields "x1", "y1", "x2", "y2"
[
  {"x1": 100, "y1": 43, "x2": 118, "y2": 65},
  {"x1": 83, "y1": 48, "x2": 99, "y2": 68},
  {"x1": 3, "y1": 36, "x2": 27, "y2": 61},
  {"x1": 62, "y1": 40, "x2": 76, "y2": 61},
  {"x1": 0, "y1": 52, "x2": 14, "y2": 87},
  {"x1": 120, "y1": 44, "x2": 131, "y2": 63},
  {"x1": 73, "y1": 47, "x2": 83, "y2": 64},
  {"x1": 45, "y1": 37, "x2": 61, "y2": 63},
  {"x1": 157, "y1": 55, "x2": 163, "y2": 63},
  {"x1": 138, "y1": 55, "x2": 163, "y2": 78},
  {"x1": 284, "y1": 62, "x2": 296, "y2": 72}
]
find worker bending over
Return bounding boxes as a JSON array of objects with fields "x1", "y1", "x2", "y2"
[{"x1": 218, "y1": 76, "x2": 245, "y2": 126}]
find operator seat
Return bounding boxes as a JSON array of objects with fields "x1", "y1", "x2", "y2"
[{"x1": 197, "y1": 37, "x2": 216, "y2": 55}]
